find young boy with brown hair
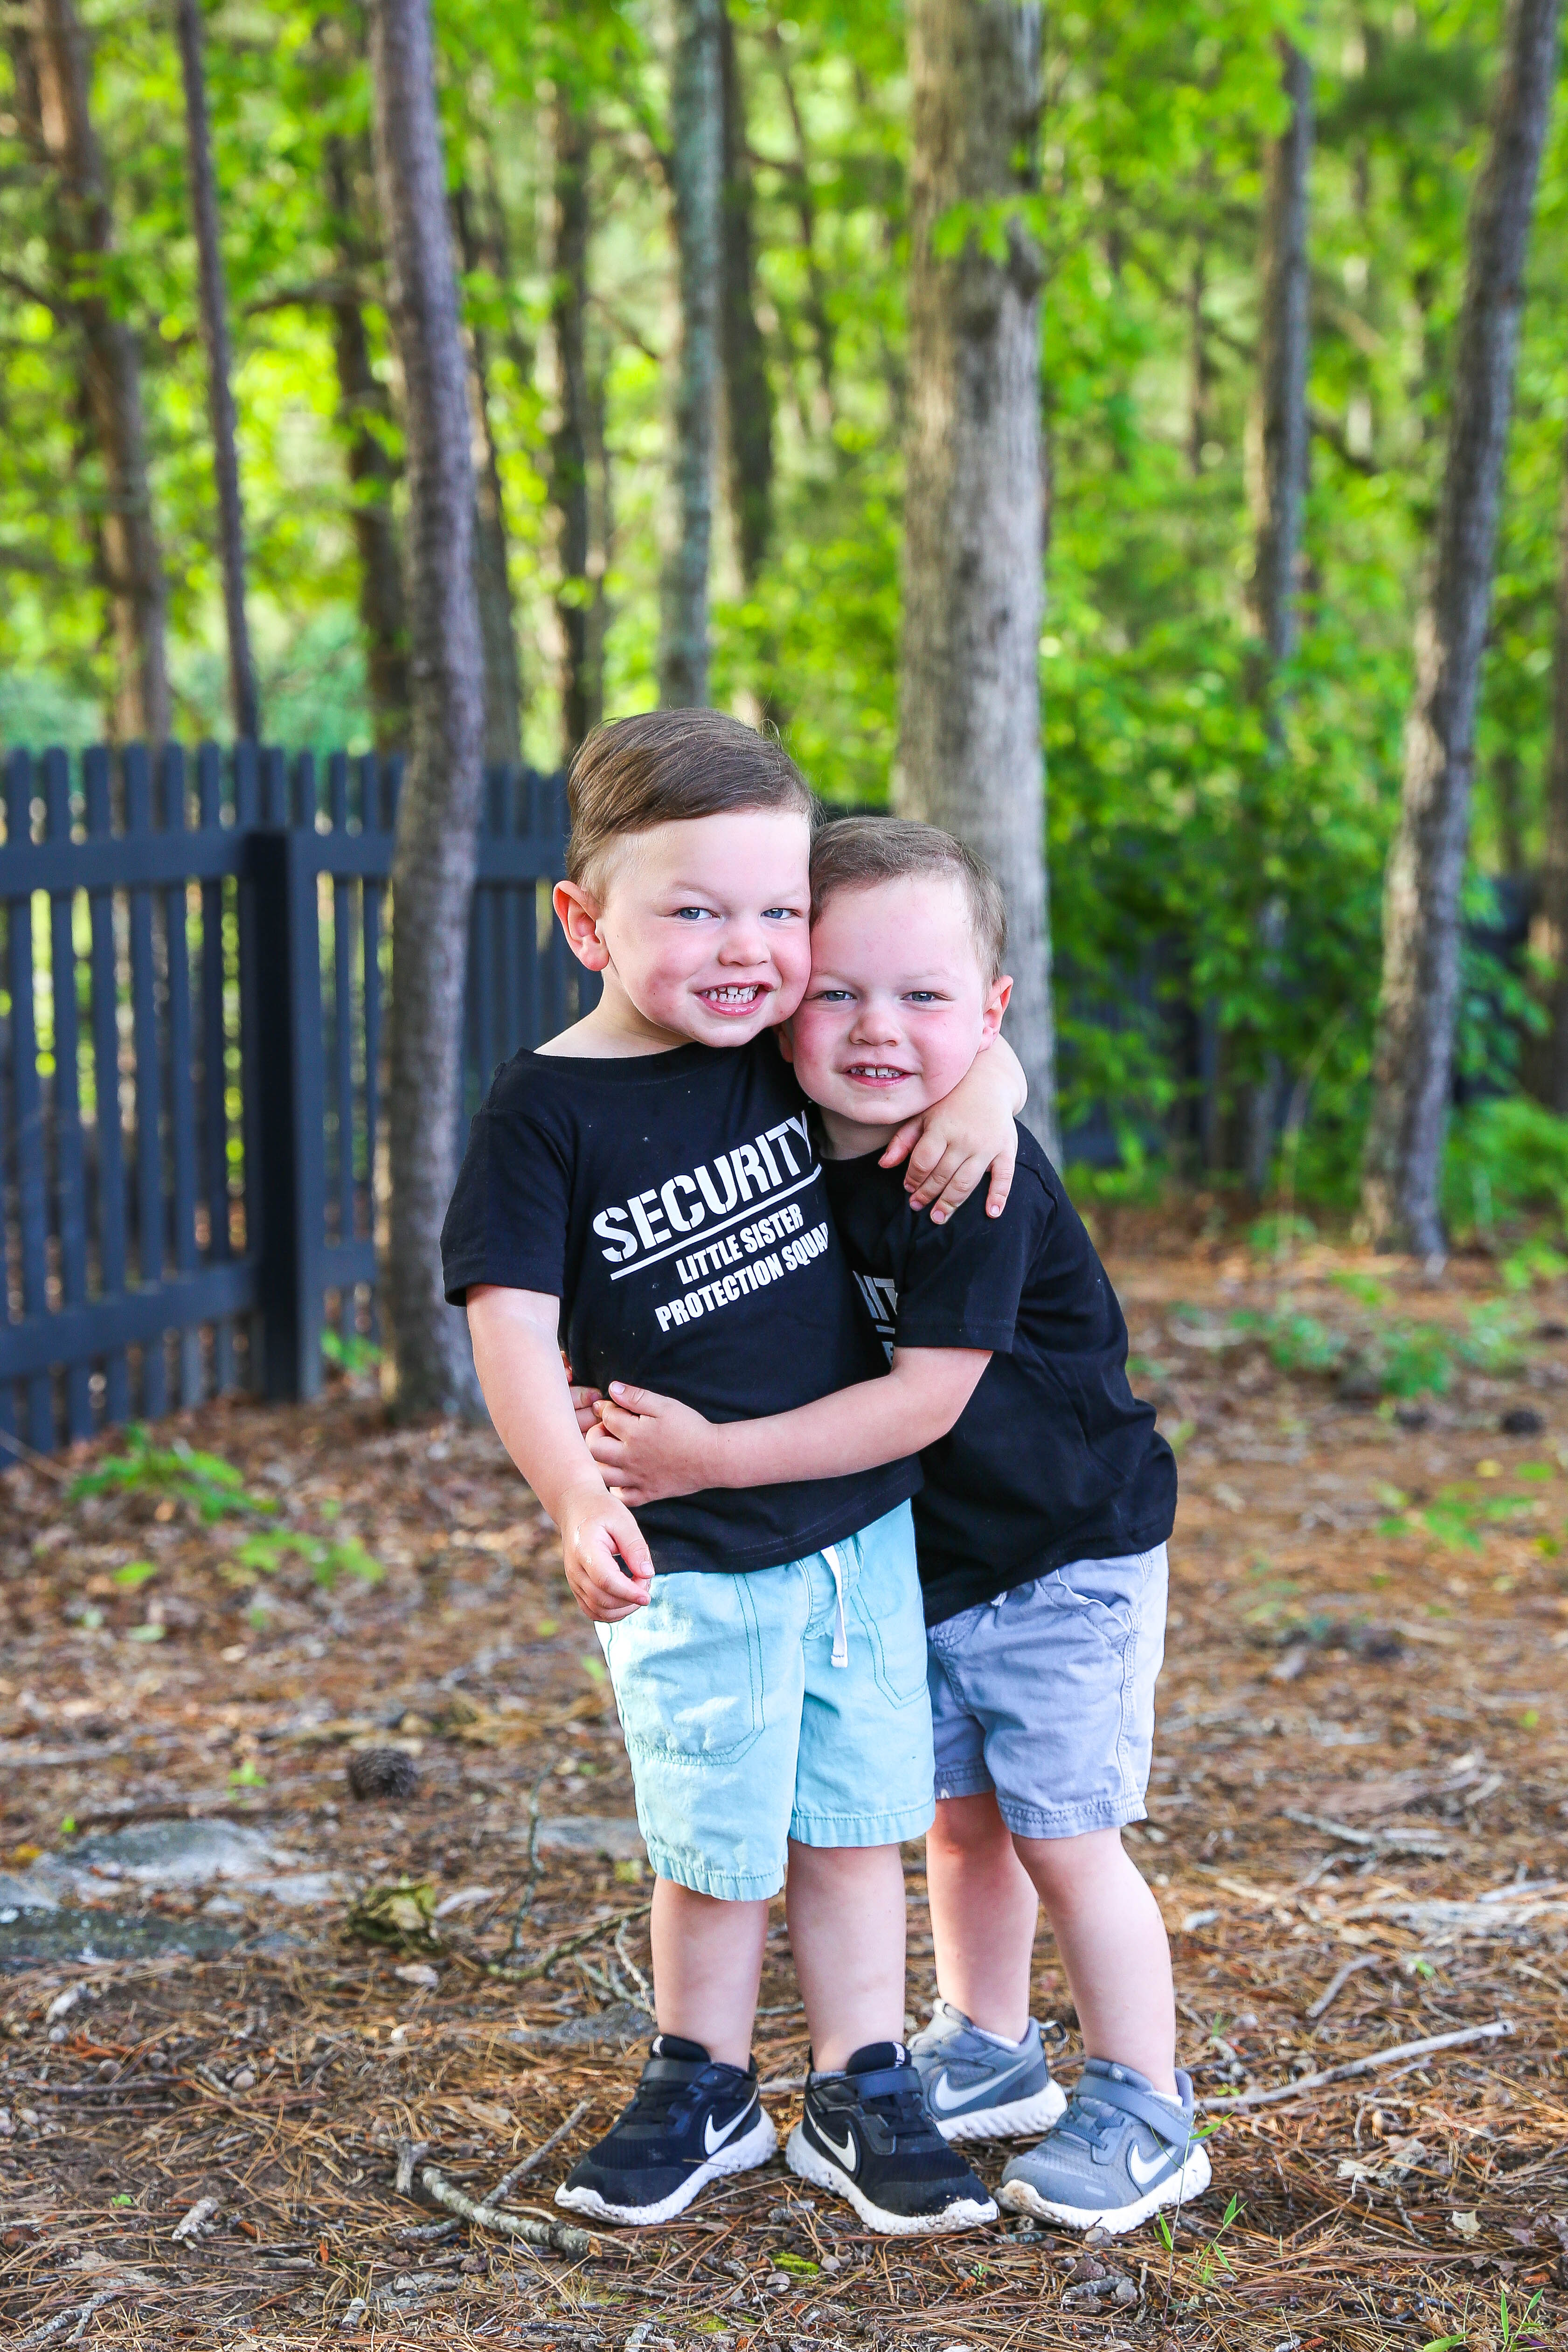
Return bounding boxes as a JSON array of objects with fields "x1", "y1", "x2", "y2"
[
  {"x1": 582, "y1": 816, "x2": 1207, "y2": 2236},
  {"x1": 441, "y1": 722, "x2": 1021, "y2": 2234}
]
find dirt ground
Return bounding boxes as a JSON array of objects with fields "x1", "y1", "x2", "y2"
[{"x1": 0, "y1": 1214, "x2": 1565, "y2": 2350}]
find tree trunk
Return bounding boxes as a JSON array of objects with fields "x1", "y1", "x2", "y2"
[
  {"x1": 659, "y1": 0, "x2": 723, "y2": 709},
  {"x1": 896, "y1": 0, "x2": 1057, "y2": 1159},
  {"x1": 25, "y1": 0, "x2": 169, "y2": 743},
  {"x1": 1247, "y1": 36, "x2": 1313, "y2": 666},
  {"x1": 455, "y1": 182, "x2": 524, "y2": 768},
  {"x1": 368, "y1": 0, "x2": 487, "y2": 1416},
  {"x1": 1534, "y1": 439, "x2": 1568, "y2": 1110},
  {"x1": 550, "y1": 82, "x2": 602, "y2": 757},
  {"x1": 326, "y1": 137, "x2": 410, "y2": 754},
  {"x1": 719, "y1": 4, "x2": 772, "y2": 586},
  {"x1": 1362, "y1": 0, "x2": 1561, "y2": 1255},
  {"x1": 173, "y1": 0, "x2": 258, "y2": 740},
  {"x1": 1243, "y1": 37, "x2": 1312, "y2": 1194}
]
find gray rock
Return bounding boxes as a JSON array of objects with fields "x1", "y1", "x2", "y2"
[{"x1": 535, "y1": 1816, "x2": 645, "y2": 1861}]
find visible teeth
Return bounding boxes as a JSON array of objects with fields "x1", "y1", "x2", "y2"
[
  {"x1": 850, "y1": 1066, "x2": 907, "y2": 1080},
  {"x1": 706, "y1": 985, "x2": 760, "y2": 1003}
]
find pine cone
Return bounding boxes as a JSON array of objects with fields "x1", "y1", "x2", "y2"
[{"x1": 347, "y1": 1746, "x2": 421, "y2": 1803}]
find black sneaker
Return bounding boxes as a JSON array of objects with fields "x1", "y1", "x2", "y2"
[
  {"x1": 785, "y1": 2041, "x2": 998, "y2": 2234},
  {"x1": 554, "y1": 2034, "x2": 776, "y2": 2226}
]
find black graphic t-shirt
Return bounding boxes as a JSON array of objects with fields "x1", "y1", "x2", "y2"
[
  {"x1": 822, "y1": 1125, "x2": 1176, "y2": 1625},
  {"x1": 442, "y1": 1035, "x2": 917, "y2": 1575}
]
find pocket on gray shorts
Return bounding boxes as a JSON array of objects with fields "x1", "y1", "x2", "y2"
[{"x1": 931, "y1": 1547, "x2": 1168, "y2": 1835}]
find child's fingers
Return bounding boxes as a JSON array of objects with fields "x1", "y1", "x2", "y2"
[
  {"x1": 877, "y1": 1116, "x2": 923, "y2": 1172},
  {"x1": 605, "y1": 1381, "x2": 659, "y2": 1413},
  {"x1": 983, "y1": 1157, "x2": 1014, "y2": 1217}
]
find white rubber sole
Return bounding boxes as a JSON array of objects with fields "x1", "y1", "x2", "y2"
[
  {"x1": 785, "y1": 2123, "x2": 999, "y2": 2236},
  {"x1": 997, "y1": 2140, "x2": 1212, "y2": 2237},
  {"x1": 932, "y1": 2079, "x2": 1068, "y2": 2144},
  {"x1": 554, "y1": 2107, "x2": 776, "y2": 2227}
]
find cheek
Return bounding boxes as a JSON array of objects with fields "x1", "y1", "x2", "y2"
[
  {"x1": 916, "y1": 1020, "x2": 984, "y2": 1099},
  {"x1": 770, "y1": 931, "x2": 815, "y2": 1013},
  {"x1": 784, "y1": 1007, "x2": 842, "y2": 1080}
]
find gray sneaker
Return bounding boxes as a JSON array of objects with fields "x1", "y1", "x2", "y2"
[
  {"x1": 908, "y1": 2000, "x2": 1067, "y2": 2143},
  {"x1": 997, "y1": 2058, "x2": 1212, "y2": 2234}
]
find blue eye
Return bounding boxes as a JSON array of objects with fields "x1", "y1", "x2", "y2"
[
  {"x1": 762, "y1": 906, "x2": 801, "y2": 921},
  {"x1": 815, "y1": 987, "x2": 853, "y2": 1002},
  {"x1": 673, "y1": 906, "x2": 713, "y2": 921}
]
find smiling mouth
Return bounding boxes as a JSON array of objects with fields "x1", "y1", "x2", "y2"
[
  {"x1": 698, "y1": 983, "x2": 768, "y2": 1013},
  {"x1": 845, "y1": 1063, "x2": 914, "y2": 1083}
]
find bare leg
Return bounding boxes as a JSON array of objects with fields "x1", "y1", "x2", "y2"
[
  {"x1": 924, "y1": 1793, "x2": 1039, "y2": 2041},
  {"x1": 1015, "y1": 1829, "x2": 1177, "y2": 2096},
  {"x1": 784, "y1": 1840, "x2": 907, "y2": 2073},
  {"x1": 927, "y1": 1801, "x2": 1177, "y2": 2096},
  {"x1": 650, "y1": 1878, "x2": 768, "y2": 2068}
]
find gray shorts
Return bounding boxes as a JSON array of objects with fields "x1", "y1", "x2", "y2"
[{"x1": 926, "y1": 1545, "x2": 1168, "y2": 1839}]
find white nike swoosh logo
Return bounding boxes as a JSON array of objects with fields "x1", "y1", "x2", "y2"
[
  {"x1": 815, "y1": 2120, "x2": 858, "y2": 2172},
  {"x1": 930, "y1": 2057, "x2": 1035, "y2": 2113},
  {"x1": 703, "y1": 2100, "x2": 757, "y2": 2157},
  {"x1": 1127, "y1": 2142, "x2": 1177, "y2": 2188}
]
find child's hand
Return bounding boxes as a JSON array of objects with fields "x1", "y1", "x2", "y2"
[
  {"x1": 557, "y1": 1481, "x2": 654, "y2": 1622},
  {"x1": 568, "y1": 1381, "x2": 603, "y2": 1437},
  {"x1": 880, "y1": 1034, "x2": 1025, "y2": 1221},
  {"x1": 584, "y1": 1384, "x2": 718, "y2": 1505}
]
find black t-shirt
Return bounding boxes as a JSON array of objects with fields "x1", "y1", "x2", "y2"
[
  {"x1": 441, "y1": 1034, "x2": 917, "y2": 1575},
  {"x1": 822, "y1": 1126, "x2": 1177, "y2": 1625}
]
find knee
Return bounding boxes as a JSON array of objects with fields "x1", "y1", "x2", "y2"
[
  {"x1": 1015, "y1": 1826, "x2": 1120, "y2": 1905},
  {"x1": 929, "y1": 1792, "x2": 1009, "y2": 1864}
]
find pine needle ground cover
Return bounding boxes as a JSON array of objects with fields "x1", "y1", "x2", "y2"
[{"x1": 0, "y1": 1225, "x2": 1564, "y2": 2350}]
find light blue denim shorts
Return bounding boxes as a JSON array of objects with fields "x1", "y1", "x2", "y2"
[
  {"x1": 927, "y1": 1545, "x2": 1168, "y2": 1839},
  {"x1": 597, "y1": 1501, "x2": 934, "y2": 1901}
]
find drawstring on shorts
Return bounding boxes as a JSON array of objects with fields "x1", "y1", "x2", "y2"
[{"x1": 822, "y1": 1544, "x2": 849, "y2": 1668}]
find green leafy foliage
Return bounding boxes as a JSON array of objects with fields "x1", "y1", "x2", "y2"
[
  {"x1": 232, "y1": 1527, "x2": 383, "y2": 1590},
  {"x1": 68, "y1": 1429, "x2": 272, "y2": 1525}
]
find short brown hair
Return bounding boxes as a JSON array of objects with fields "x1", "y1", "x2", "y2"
[
  {"x1": 810, "y1": 816, "x2": 1007, "y2": 982},
  {"x1": 566, "y1": 710, "x2": 815, "y2": 886}
]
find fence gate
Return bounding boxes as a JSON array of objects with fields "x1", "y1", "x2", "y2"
[{"x1": 0, "y1": 742, "x2": 588, "y2": 1457}]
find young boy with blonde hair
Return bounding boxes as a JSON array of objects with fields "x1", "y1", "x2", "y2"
[
  {"x1": 583, "y1": 815, "x2": 1207, "y2": 2236},
  {"x1": 442, "y1": 722, "x2": 1023, "y2": 2234}
]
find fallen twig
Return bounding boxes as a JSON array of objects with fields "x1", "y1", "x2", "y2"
[
  {"x1": 170, "y1": 2194, "x2": 222, "y2": 2242},
  {"x1": 487, "y1": 1897, "x2": 653, "y2": 1982},
  {"x1": 1305, "y1": 1954, "x2": 1381, "y2": 2022},
  {"x1": 16, "y1": 2290, "x2": 128, "y2": 2348},
  {"x1": 1284, "y1": 1807, "x2": 1449, "y2": 1859},
  {"x1": 416, "y1": 2161, "x2": 594, "y2": 2256},
  {"x1": 1200, "y1": 2019, "x2": 1514, "y2": 2111},
  {"x1": 479, "y1": 2096, "x2": 593, "y2": 2209}
]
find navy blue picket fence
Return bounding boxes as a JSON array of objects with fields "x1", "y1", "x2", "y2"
[{"x1": 0, "y1": 743, "x2": 589, "y2": 1457}]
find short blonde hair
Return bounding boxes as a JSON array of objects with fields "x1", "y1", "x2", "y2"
[
  {"x1": 810, "y1": 816, "x2": 1007, "y2": 981},
  {"x1": 566, "y1": 710, "x2": 815, "y2": 887}
]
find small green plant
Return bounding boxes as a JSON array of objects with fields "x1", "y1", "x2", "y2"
[
  {"x1": 1328, "y1": 1269, "x2": 1389, "y2": 1306},
  {"x1": 1379, "y1": 1483, "x2": 1547, "y2": 1552},
  {"x1": 228, "y1": 1761, "x2": 267, "y2": 1790},
  {"x1": 111, "y1": 1561, "x2": 158, "y2": 1588},
  {"x1": 1248, "y1": 1210, "x2": 1317, "y2": 1257},
  {"x1": 321, "y1": 1330, "x2": 383, "y2": 1377},
  {"x1": 1497, "y1": 2287, "x2": 1545, "y2": 2352},
  {"x1": 69, "y1": 1428, "x2": 272, "y2": 1525},
  {"x1": 233, "y1": 1528, "x2": 383, "y2": 1589},
  {"x1": 1232, "y1": 1304, "x2": 1346, "y2": 1377}
]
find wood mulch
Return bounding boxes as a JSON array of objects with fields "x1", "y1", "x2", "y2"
[{"x1": 0, "y1": 1217, "x2": 1564, "y2": 2347}]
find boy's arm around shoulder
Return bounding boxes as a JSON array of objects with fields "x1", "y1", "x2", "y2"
[
  {"x1": 465, "y1": 1285, "x2": 652, "y2": 1621},
  {"x1": 881, "y1": 1034, "x2": 1027, "y2": 1223}
]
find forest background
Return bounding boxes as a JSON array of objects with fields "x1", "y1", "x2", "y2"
[{"x1": 5, "y1": 0, "x2": 1568, "y2": 1233}]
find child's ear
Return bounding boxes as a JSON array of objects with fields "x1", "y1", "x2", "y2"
[
  {"x1": 554, "y1": 880, "x2": 610, "y2": 972},
  {"x1": 980, "y1": 974, "x2": 1013, "y2": 1045},
  {"x1": 777, "y1": 1019, "x2": 797, "y2": 1066}
]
